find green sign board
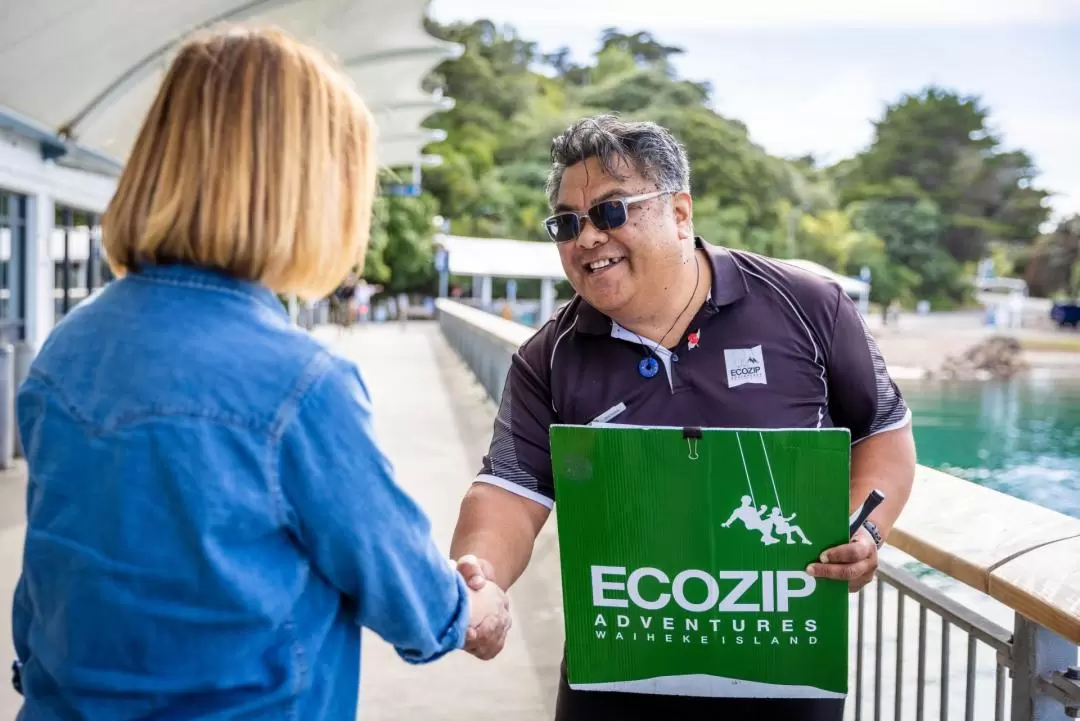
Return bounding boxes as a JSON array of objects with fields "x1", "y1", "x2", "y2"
[{"x1": 550, "y1": 424, "x2": 851, "y2": 700}]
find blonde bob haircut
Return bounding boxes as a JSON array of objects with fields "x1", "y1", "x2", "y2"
[{"x1": 103, "y1": 25, "x2": 376, "y2": 299}]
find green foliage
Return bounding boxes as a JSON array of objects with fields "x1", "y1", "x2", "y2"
[
  {"x1": 364, "y1": 21, "x2": 1058, "y2": 308},
  {"x1": 364, "y1": 192, "x2": 440, "y2": 293},
  {"x1": 848, "y1": 198, "x2": 971, "y2": 307},
  {"x1": 835, "y1": 86, "x2": 1052, "y2": 268},
  {"x1": 1023, "y1": 215, "x2": 1080, "y2": 298}
]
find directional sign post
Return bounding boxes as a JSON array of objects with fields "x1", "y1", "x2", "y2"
[{"x1": 434, "y1": 246, "x2": 449, "y2": 297}]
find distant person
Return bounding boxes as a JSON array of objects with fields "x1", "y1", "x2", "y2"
[
  {"x1": 449, "y1": 114, "x2": 916, "y2": 720},
  {"x1": 330, "y1": 276, "x2": 356, "y2": 332},
  {"x1": 10, "y1": 26, "x2": 508, "y2": 721},
  {"x1": 397, "y1": 291, "x2": 410, "y2": 327}
]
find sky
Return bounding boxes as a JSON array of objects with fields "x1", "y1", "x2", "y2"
[{"x1": 429, "y1": 0, "x2": 1080, "y2": 224}]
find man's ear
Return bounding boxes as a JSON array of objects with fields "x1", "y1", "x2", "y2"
[{"x1": 673, "y1": 191, "x2": 694, "y2": 239}]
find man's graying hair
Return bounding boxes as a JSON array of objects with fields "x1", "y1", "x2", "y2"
[{"x1": 545, "y1": 114, "x2": 690, "y2": 208}]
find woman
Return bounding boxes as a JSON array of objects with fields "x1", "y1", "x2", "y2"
[{"x1": 11, "y1": 26, "x2": 507, "y2": 720}]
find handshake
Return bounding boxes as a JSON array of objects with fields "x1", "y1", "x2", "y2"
[{"x1": 457, "y1": 554, "x2": 512, "y2": 660}]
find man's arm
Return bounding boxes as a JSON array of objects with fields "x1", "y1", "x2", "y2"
[
  {"x1": 810, "y1": 287, "x2": 917, "y2": 590},
  {"x1": 451, "y1": 332, "x2": 562, "y2": 657},
  {"x1": 850, "y1": 423, "x2": 916, "y2": 538},
  {"x1": 450, "y1": 483, "x2": 550, "y2": 592}
]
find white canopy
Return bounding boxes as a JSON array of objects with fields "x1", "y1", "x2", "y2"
[
  {"x1": 781, "y1": 259, "x2": 870, "y2": 297},
  {"x1": 0, "y1": 0, "x2": 458, "y2": 174},
  {"x1": 436, "y1": 234, "x2": 569, "y2": 281}
]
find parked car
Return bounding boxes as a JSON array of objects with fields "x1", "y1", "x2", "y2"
[{"x1": 1050, "y1": 301, "x2": 1080, "y2": 328}]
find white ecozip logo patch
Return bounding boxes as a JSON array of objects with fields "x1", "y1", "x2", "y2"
[{"x1": 725, "y1": 345, "x2": 767, "y2": 388}]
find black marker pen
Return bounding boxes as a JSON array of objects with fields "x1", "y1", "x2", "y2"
[{"x1": 849, "y1": 489, "x2": 886, "y2": 539}]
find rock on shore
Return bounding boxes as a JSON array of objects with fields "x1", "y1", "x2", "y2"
[{"x1": 936, "y1": 335, "x2": 1028, "y2": 380}]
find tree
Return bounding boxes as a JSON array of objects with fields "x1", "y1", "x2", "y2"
[
  {"x1": 1024, "y1": 215, "x2": 1080, "y2": 298},
  {"x1": 795, "y1": 209, "x2": 881, "y2": 272},
  {"x1": 836, "y1": 86, "x2": 1051, "y2": 286},
  {"x1": 644, "y1": 104, "x2": 790, "y2": 238},
  {"x1": 597, "y1": 29, "x2": 685, "y2": 76},
  {"x1": 406, "y1": 22, "x2": 1060, "y2": 310},
  {"x1": 364, "y1": 193, "x2": 440, "y2": 294},
  {"x1": 868, "y1": 262, "x2": 922, "y2": 323},
  {"x1": 849, "y1": 198, "x2": 968, "y2": 306}
]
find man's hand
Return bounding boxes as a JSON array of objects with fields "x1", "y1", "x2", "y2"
[
  {"x1": 458, "y1": 555, "x2": 511, "y2": 660},
  {"x1": 806, "y1": 528, "x2": 878, "y2": 592}
]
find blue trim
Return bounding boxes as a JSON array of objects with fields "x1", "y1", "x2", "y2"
[
  {"x1": 52, "y1": 144, "x2": 124, "y2": 177},
  {"x1": 0, "y1": 107, "x2": 123, "y2": 177},
  {"x1": 0, "y1": 107, "x2": 67, "y2": 158}
]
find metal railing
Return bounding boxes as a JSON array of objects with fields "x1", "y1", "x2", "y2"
[
  {"x1": 433, "y1": 297, "x2": 1080, "y2": 721},
  {"x1": 850, "y1": 562, "x2": 1011, "y2": 721},
  {"x1": 851, "y1": 560, "x2": 1080, "y2": 721}
]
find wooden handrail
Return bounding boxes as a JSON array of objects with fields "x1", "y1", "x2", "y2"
[
  {"x1": 891, "y1": 467, "x2": 1080, "y2": 643},
  {"x1": 434, "y1": 298, "x2": 1080, "y2": 645}
]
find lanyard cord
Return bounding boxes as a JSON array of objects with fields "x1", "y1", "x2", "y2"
[{"x1": 631, "y1": 250, "x2": 701, "y2": 358}]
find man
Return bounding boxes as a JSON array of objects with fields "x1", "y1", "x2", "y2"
[{"x1": 451, "y1": 114, "x2": 916, "y2": 719}]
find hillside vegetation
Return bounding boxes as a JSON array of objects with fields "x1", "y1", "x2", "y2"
[{"x1": 363, "y1": 21, "x2": 1079, "y2": 306}]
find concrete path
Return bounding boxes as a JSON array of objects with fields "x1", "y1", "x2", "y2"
[
  {"x1": 338, "y1": 323, "x2": 564, "y2": 720},
  {"x1": 0, "y1": 461, "x2": 27, "y2": 719}
]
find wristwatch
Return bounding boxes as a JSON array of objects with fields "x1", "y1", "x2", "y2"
[{"x1": 861, "y1": 519, "x2": 884, "y2": 549}]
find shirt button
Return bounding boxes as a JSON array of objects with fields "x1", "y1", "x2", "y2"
[{"x1": 672, "y1": 354, "x2": 679, "y2": 362}]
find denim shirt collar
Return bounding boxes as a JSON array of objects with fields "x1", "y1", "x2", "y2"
[{"x1": 129, "y1": 264, "x2": 288, "y2": 318}]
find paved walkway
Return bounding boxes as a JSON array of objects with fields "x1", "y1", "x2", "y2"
[
  {"x1": 339, "y1": 323, "x2": 563, "y2": 719},
  {"x1": 0, "y1": 460, "x2": 28, "y2": 718}
]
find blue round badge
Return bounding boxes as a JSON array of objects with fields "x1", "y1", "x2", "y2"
[{"x1": 639, "y1": 357, "x2": 659, "y2": 379}]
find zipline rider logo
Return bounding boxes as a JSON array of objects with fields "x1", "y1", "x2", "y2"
[{"x1": 550, "y1": 425, "x2": 850, "y2": 698}]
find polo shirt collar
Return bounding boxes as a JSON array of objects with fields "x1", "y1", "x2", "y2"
[{"x1": 575, "y1": 237, "x2": 748, "y2": 335}]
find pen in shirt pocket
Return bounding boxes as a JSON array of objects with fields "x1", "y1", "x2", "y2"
[{"x1": 589, "y1": 402, "x2": 627, "y2": 425}]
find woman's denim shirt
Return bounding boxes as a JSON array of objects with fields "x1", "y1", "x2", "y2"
[{"x1": 12, "y1": 265, "x2": 469, "y2": 720}]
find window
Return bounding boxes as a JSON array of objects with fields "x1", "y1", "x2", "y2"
[
  {"x1": 54, "y1": 206, "x2": 110, "y2": 321},
  {"x1": 0, "y1": 189, "x2": 27, "y2": 343}
]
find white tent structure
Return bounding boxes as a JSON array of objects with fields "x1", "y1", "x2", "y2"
[
  {"x1": 0, "y1": 0, "x2": 458, "y2": 171},
  {"x1": 0, "y1": 0, "x2": 458, "y2": 351},
  {"x1": 435, "y1": 234, "x2": 567, "y2": 323},
  {"x1": 781, "y1": 259, "x2": 871, "y2": 306}
]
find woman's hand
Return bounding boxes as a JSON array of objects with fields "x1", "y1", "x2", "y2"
[{"x1": 462, "y1": 557, "x2": 512, "y2": 660}]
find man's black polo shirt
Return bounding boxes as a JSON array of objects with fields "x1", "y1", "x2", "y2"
[
  {"x1": 475, "y1": 239, "x2": 910, "y2": 719},
  {"x1": 478, "y1": 239, "x2": 910, "y2": 508}
]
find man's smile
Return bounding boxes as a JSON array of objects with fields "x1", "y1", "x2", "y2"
[{"x1": 584, "y1": 256, "x2": 626, "y2": 274}]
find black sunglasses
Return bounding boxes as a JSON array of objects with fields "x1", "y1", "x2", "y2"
[{"x1": 543, "y1": 190, "x2": 671, "y2": 243}]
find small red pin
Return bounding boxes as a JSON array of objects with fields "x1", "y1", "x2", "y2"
[{"x1": 688, "y1": 329, "x2": 701, "y2": 349}]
